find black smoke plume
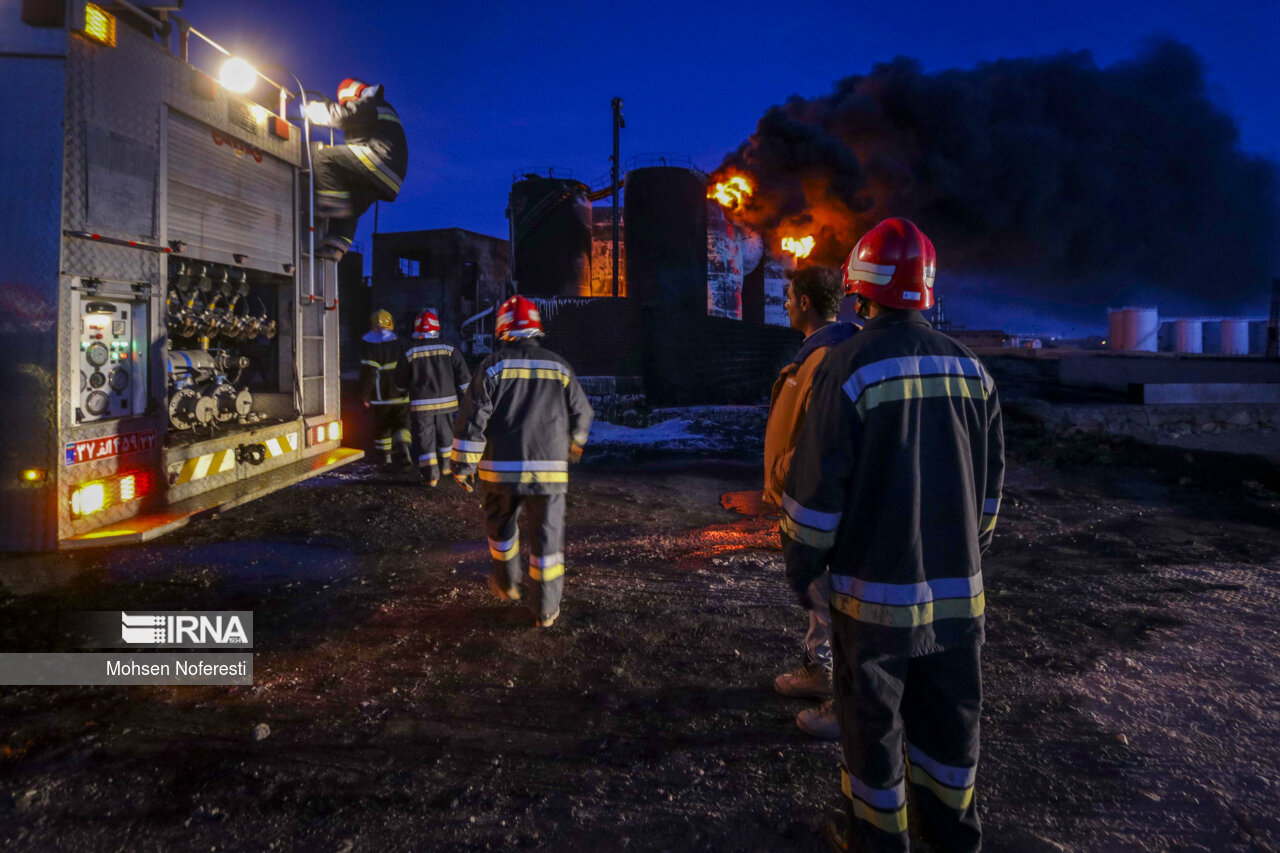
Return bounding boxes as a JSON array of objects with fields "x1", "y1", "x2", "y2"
[{"x1": 716, "y1": 40, "x2": 1279, "y2": 327}]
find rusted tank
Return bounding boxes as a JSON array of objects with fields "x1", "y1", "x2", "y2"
[{"x1": 509, "y1": 175, "x2": 592, "y2": 297}]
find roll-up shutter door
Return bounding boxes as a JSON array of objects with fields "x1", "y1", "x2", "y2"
[{"x1": 166, "y1": 111, "x2": 295, "y2": 272}]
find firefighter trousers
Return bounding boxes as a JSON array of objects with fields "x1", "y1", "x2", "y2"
[
  {"x1": 831, "y1": 621, "x2": 983, "y2": 853},
  {"x1": 483, "y1": 491, "x2": 566, "y2": 619},
  {"x1": 410, "y1": 410, "x2": 455, "y2": 480},
  {"x1": 370, "y1": 402, "x2": 410, "y2": 459},
  {"x1": 312, "y1": 145, "x2": 383, "y2": 256}
]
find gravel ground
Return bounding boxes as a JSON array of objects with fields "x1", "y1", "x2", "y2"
[{"x1": 0, "y1": 413, "x2": 1277, "y2": 852}]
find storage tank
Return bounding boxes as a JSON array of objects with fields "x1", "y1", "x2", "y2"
[
  {"x1": 761, "y1": 251, "x2": 795, "y2": 327},
  {"x1": 624, "y1": 166, "x2": 707, "y2": 315},
  {"x1": 1107, "y1": 309, "x2": 1128, "y2": 350},
  {"x1": 1172, "y1": 319, "x2": 1203, "y2": 353},
  {"x1": 1219, "y1": 319, "x2": 1250, "y2": 355},
  {"x1": 589, "y1": 207, "x2": 625, "y2": 297},
  {"x1": 1108, "y1": 307, "x2": 1158, "y2": 352},
  {"x1": 706, "y1": 203, "x2": 763, "y2": 320},
  {"x1": 509, "y1": 175, "x2": 592, "y2": 298}
]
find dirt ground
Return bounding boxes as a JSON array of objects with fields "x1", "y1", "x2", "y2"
[{"x1": 1, "y1": 411, "x2": 1278, "y2": 852}]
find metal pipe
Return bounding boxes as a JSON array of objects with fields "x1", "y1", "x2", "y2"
[
  {"x1": 611, "y1": 97, "x2": 624, "y2": 299},
  {"x1": 108, "y1": 0, "x2": 164, "y2": 31}
]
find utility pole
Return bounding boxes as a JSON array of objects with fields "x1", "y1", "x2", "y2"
[{"x1": 611, "y1": 97, "x2": 625, "y2": 299}]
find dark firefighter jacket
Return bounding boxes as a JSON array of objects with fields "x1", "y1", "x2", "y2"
[
  {"x1": 315, "y1": 83, "x2": 408, "y2": 201},
  {"x1": 392, "y1": 340, "x2": 472, "y2": 415},
  {"x1": 780, "y1": 311, "x2": 1005, "y2": 658},
  {"x1": 451, "y1": 338, "x2": 594, "y2": 495},
  {"x1": 359, "y1": 329, "x2": 408, "y2": 405}
]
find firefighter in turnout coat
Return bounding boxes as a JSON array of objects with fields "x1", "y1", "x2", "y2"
[
  {"x1": 306, "y1": 78, "x2": 408, "y2": 261},
  {"x1": 452, "y1": 295, "x2": 594, "y2": 628},
  {"x1": 781, "y1": 219, "x2": 1003, "y2": 853},
  {"x1": 393, "y1": 309, "x2": 471, "y2": 487},
  {"x1": 359, "y1": 309, "x2": 411, "y2": 464}
]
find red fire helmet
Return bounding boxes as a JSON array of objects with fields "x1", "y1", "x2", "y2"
[
  {"x1": 841, "y1": 218, "x2": 937, "y2": 311},
  {"x1": 413, "y1": 309, "x2": 440, "y2": 339},
  {"x1": 337, "y1": 78, "x2": 368, "y2": 104},
  {"x1": 495, "y1": 295, "x2": 543, "y2": 340}
]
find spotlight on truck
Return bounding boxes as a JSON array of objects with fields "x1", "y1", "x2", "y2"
[{"x1": 219, "y1": 57, "x2": 257, "y2": 94}]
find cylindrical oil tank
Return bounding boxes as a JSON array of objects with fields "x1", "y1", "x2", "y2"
[
  {"x1": 762, "y1": 251, "x2": 796, "y2": 327},
  {"x1": 1173, "y1": 319, "x2": 1203, "y2": 353},
  {"x1": 1107, "y1": 309, "x2": 1128, "y2": 350},
  {"x1": 705, "y1": 203, "x2": 762, "y2": 320},
  {"x1": 1219, "y1": 319, "x2": 1250, "y2": 354},
  {"x1": 624, "y1": 166, "x2": 708, "y2": 314},
  {"x1": 1109, "y1": 307, "x2": 1158, "y2": 352},
  {"x1": 509, "y1": 176, "x2": 592, "y2": 298},
  {"x1": 589, "y1": 207, "x2": 626, "y2": 297},
  {"x1": 1129, "y1": 308, "x2": 1160, "y2": 352}
]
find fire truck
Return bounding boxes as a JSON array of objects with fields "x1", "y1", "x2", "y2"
[{"x1": 1, "y1": 2, "x2": 363, "y2": 551}]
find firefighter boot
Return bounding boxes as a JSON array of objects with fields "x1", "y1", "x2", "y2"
[
  {"x1": 796, "y1": 698, "x2": 840, "y2": 740},
  {"x1": 488, "y1": 576, "x2": 522, "y2": 602},
  {"x1": 536, "y1": 608, "x2": 560, "y2": 628},
  {"x1": 774, "y1": 662, "x2": 834, "y2": 698}
]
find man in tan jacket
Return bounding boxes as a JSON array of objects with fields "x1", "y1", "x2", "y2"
[{"x1": 763, "y1": 266, "x2": 857, "y2": 738}]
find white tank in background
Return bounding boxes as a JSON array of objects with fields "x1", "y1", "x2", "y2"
[
  {"x1": 1173, "y1": 319, "x2": 1203, "y2": 353},
  {"x1": 1108, "y1": 307, "x2": 1159, "y2": 352},
  {"x1": 1219, "y1": 319, "x2": 1250, "y2": 355}
]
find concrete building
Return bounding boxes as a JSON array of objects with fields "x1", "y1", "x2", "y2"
[{"x1": 369, "y1": 228, "x2": 510, "y2": 353}]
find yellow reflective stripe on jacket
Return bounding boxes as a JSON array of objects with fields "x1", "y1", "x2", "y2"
[
  {"x1": 856, "y1": 374, "x2": 987, "y2": 419},
  {"x1": 496, "y1": 367, "x2": 570, "y2": 386},
  {"x1": 780, "y1": 513, "x2": 837, "y2": 549},
  {"x1": 411, "y1": 395, "x2": 458, "y2": 412},
  {"x1": 349, "y1": 144, "x2": 402, "y2": 194},
  {"x1": 831, "y1": 591, "x2": 985, "y2": 628},
  {"x1": 407, "y1": 348, "x2": 451, "y2": 360},
  {"x1": 376, "y1": 106, "x2": 401, "y2": 124}
]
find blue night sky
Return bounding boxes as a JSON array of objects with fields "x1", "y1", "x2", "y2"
[{"x1": 184, "y1": 0, "x2": 1279, "y2": 333}]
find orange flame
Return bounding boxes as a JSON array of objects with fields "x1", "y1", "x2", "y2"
[
  {"x1": 709, "y1": 176, "x2": 752, "y2": 208},
  {"x1": 781, "y1": 235, "x2": 815, "y2": 258}
]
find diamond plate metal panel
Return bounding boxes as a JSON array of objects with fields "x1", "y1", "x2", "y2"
[{"x1": 58, "y1": 33, "x2": 168, "y2": 544}]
